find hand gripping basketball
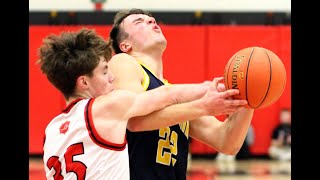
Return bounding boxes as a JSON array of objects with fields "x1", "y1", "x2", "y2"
[{"x1": 201, "y1": 77, "x2": 248, "y2": 116}]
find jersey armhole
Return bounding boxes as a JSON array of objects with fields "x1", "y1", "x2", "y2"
[{"x1": 137, "y1": 62, "x2": 150, "y2": 91}]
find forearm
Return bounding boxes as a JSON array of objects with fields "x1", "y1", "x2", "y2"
[
  {"x1": 190, "y1": 108, "x2": 254, "y2": 155},
  {"x1": 220, "y1": 108, "x2": 254, "y2": 154},
  {"x1": 165, "y1": 82, "x2": 209, "y2": 103},
  {"x1": 131, "y1": 83, "x2": 207, "y2": 116},
  {"x1": 127, "y1": 100, "x2": 206, "y2": 132}
]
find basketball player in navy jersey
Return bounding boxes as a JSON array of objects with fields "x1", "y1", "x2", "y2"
[
  {"x1": 109, "y1": 9, "x2": 255, "y2": 180},
  {"x1": 39, "y1": 28, "x2": 246, "y2": 179}
]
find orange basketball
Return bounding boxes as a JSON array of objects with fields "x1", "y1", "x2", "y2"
[{"x1": 223, "y1": 47, "x2": 286, "y2": 109}]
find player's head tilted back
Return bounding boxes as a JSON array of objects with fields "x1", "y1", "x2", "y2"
[
  {"x1": 37, "y1": 28, "x2": 113, "y2": 101},
  {"x1": 109, "y1": 8, "x2": 167, "y2": 55}
]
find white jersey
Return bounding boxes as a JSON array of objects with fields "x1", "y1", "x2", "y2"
[{"x1": 43, "y1": 98, "x2": 129, "y2": 180}]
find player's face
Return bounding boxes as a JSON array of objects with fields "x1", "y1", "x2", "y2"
[
  {"x1": 87, "y1": 56, "x2": 115, "y2": 97},
  {"x1": 121, "y1": 14, "x2": 167, "y2": 52}
]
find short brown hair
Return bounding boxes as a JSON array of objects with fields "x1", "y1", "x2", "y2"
[
  {"x1": 37, "y1": 28, "x2": 112, "y2": 99},
  {"x1": 109, "y1": 8, "x2": 152, "y2": 54}
]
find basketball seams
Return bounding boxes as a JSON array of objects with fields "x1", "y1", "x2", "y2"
[
  {"x1": 246, "y1": 47, "x2": 255, "y2": 108},
  {"x1": 224, "y1": 47, "x2": 285, "y2": 110},
  {"x1": 255, "y1": 49, "x2": 272, "y2": 109}
]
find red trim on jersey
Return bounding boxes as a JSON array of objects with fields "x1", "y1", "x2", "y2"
[
  {"x1": 62, "y1": 98, "x2": 84, "y2": 113},
  {"x1": 85, "y1": 98, "x2": 127, "y2": 151}
]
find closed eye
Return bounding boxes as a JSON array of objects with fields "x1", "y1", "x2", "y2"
[
  {"x1": 132, "y1": 18, "x2": 144, "y2": 24},
  {"x1": 103, "y1": 65, "x2": 108, "y2": 74}
]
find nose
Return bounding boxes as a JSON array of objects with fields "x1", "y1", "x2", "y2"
[
  {"x1": 147, "y1": 17, "x2": 156, "y2": 24},
  {"x1": 109, "y1": 72, "x2": 115, "y2": 83}
]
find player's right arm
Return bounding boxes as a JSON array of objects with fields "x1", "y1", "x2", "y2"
[
  {"x1": 93, "y1": 85, "x2": 208, "y2": 128},
  {"x1": 108, "y1": 54, "x2": 247, "y2": 131},
  {"x1": 128, "y1": 79, "x2": 247, "y2": 131}
]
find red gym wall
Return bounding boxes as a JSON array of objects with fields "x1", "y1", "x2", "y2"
[{"x1": 29, "y1": 25, "x2": 291, "y2": 155}]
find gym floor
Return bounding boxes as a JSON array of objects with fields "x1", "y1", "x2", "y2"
[{"x1": 29, "y1": 157, "x2": 291, "y2": 180}]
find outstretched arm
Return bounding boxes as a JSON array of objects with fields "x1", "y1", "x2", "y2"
[
  {"x1": 108, "y1": 53, "x2": 247, "y2": 132},
  {"x1": 127, "y1": 78, "x2": 247, "y2": 131},
  {"x1": 126, "y1": 83, "x2": 208, "y2": 118}
]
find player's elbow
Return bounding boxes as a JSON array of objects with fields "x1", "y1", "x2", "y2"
[
  {"x1": 220, "y1": 149, "x2": 239, "y2": 156},
  {"x1": 219, "y1": 144, "x2": 241, "y2": 155}
]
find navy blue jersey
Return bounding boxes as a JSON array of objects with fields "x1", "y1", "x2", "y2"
[{"x1": 127, "y1": 63, "x2": 190, "y2": 180}]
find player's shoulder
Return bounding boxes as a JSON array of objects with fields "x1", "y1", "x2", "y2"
[
  {"x1": 108, "y1": 53, "x2": 144, "y2": 79},
  {"x1": 109, "y1": 53, "x2": 140, "y2": 67}
]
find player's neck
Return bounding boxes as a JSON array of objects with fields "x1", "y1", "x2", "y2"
[
  {"x1": 66, "y1": 92, "x2": 90, "y2": 106},
  {"x1": 65, "y1": 97, "x2": 82, "y2": 107}
]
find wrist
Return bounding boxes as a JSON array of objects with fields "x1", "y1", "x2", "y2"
[{"x1": 195, "y1": 99, "x2": 210, "y2": 116}]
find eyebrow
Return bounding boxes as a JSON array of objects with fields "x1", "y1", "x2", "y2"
[{"x1": 132, "y1": 17, "x2": 144, "y2": 24}]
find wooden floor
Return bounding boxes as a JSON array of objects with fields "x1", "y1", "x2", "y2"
[
  {"x1": 187, "y1": 159, "x2": 291, "y2": 180},
  {"x1": 30, "y1": 158, "x2": 291, "y2": 180}
]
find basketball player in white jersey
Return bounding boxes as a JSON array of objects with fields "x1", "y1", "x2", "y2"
[{"x1": 38, "y1": 28, "x2": 247, "y2": 179}]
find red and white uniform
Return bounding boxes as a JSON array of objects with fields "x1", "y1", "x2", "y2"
[{"x1": 43, "y1": 98, "x2": 129, "y2": 180}]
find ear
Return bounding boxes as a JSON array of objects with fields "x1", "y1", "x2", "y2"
[
  {"x1": 119, "y1": 41, "x2": 132, "y2": 53},
  {"x1": 76, "y1": 76, "x2": 88, "y2": 90}
]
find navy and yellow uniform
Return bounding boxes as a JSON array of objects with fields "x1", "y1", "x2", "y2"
[{"x1": 127, "y1": 62, "x2": 190, "y2": 180}]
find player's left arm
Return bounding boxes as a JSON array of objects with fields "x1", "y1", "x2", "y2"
[{"x1": 189, "y1": 108, "x2": 254, "y2": 155}]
